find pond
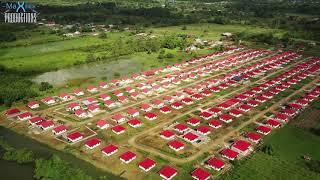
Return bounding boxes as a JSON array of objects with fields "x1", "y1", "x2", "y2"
[
  {"x1": 0, "y1": 126, "x2": 122, "y2": 179},
  {"x1": 32, "y1": 58, "x2": 145, "y2": 85}
]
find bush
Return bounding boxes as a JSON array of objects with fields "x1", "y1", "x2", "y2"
[
  {"x1": 2, "y1": 148, "x2": 35, "y2": 164},
  {"x1": 306, "y1": 160, "x2": 320, "y2": 173},
  {"x1": 165, "y1": 53, "x2": 175, "y2": 58},
  {"x1": 39, "y1": 82, "x2": 53, "y2": 91}
]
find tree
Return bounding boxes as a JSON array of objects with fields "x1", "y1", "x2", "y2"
[
  {"x1": 39, "y1": 82, "x2": 53, "y2": 91},
  {"x1": 3, "y1": 148, "x2": 35, "y2": 164}
]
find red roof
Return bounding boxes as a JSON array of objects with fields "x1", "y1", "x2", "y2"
[
  {"x1": 141, "y1": 103, "x2": 151, "y2": 110},
  {"x1": 208, "y1": 120, "x2": 222, "y2": 128},
  {"x1": 219, "y1": 114, "x2": 233, "y2": 121},
  {"x1": 39, "y1": 120, "x2": 54, "y2": 129},
  {"x1": 53, "y1": 125, "x2": 67, "y2": 134},
  {"x1": 96, "y1": 119, "x2": 108, "y2": 128},
  {"x1": 171, "y1": 101, "x2": 183, "y2": 108},
  {"x1": 232, "y1": 140, "x2": 251, "y2": 152},
  {"x1": 246, "y1": 132, "x2": 262, "y2": 142},
  {"x1": 139, "y1": 158, "x2": 156, "y2": 171},
  {"x1": 67, "y1": 132, "x2": 83, "y2": 140},
  {"x1": 183, "y1": 132, "x2": 199, "y2": 141},
  {"x1": 6, "y1": 108, "x2": 20, "y2": 115},
  {"x1": 112, "y1": 125, "x2": 125, "y2": 133},
  {"x1": 127, "y1": 108, "x2": 139, "y2": 115},
  {"x1": 229, "y1": 109, "x2": 242, "y2": 115},
  {"x1": 119, "y1": 151, "x2": 136, "y2": 162},
  {"x1": 153, "y1": 99, "x2": 163, "y2": 105},
  {"x1": 200, "y1": 111, "x2": 213, "y2": 118},
  {"x1": 101, "y1": 144, "x2": 118, "y2": 155},
  {"x1": 128, "y1": 119, "x2": 141, "y2": 126},
  {"x1": 208, "y1": 107, "x2": 221, "y2": 114},
  {"x1": 191, "y1": 168, "x2": 211, "y2": 180},
  {"x1": 221, "y1": 148, "x2": 239, "y2": 159},
  {"x1": 111, "y1": 114, "x2": 125, "y2": 120},
  {"x1": 168, "y1": 140, "x2": 184, "y2": 149},
  {"x1": 87, "y1": 104, "x2": 99, "y2": 111},
  {"x1": 174, "y1": 123, "x2": 188, "y2": 132},
  {"x1": 145, "y1": 112, "x2": 157, "y2": 119},
  {"x1": 85, "y1": 138, "x2": 101, "y2": 148},
  {"x1": 160, "y1": 106, "x2": 171, "y2": 113},
  {"x1": 187, "y1": 117, "x2": 200, "y2": 125},
  {"x1": 29, "y1": 116, "x2": 45, "y2": 124},
  {"x1": 161, "y1": 130, "x2": 175, "y2": 138},
  {"x1": 256, "y1": 125, "x2": 271, "y2": 134},
  {"x1": 207, "y1": 157, "x2": 225, "y2": 169},
  {"x1": 197, "y1": 125, "x2": 211, "y2": 134},
  {"x1": 275, "y1": 113, "x2": 289, "y2": 121},
  {"x1": 239, "y1": 104, "x2": 251, "y2": 111},
  {"x1": 17, "y1": 112, "x2": 32, "y2": 119},
  {"x1": 265, "y1": 119, "x2": 280, "y2": 127},
  {"x1": 28, "y1": 101, "x2": 39, "y2": 107},
  {"x1": 159, "y1": 165, "x2": 177, "y2": 179}
]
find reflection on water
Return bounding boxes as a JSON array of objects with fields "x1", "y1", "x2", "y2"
[{"x1": 32, "y1": 58, "x2": 143, "y2": 85}]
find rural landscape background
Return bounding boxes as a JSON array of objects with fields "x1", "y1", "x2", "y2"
[{"x1": 0, "y1": 0, "x2": 319, "y2": 179}]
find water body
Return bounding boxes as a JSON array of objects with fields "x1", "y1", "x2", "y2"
[
  {"x1": 0, "y1": 126, "x2": 122, "y2": 179},
  {"x1": 32, "y1": 58, "x2": 144, "y2": 85}
]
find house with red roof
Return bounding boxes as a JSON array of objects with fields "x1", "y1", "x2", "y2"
[
  {"x1": 229, "y1": 109, "x2": 242, "y2": 117},
  {"x1": 181, "y1": 97, "x2": 194, "y2": 105},
  {"x1": 59, "y1": 93, "x2": 72, "y2": 101},
  {"x1": 282, "y1": 108, "x2": 297, "y2": 117},
  {"x1": 208, "y1": 120, "x2": 222, "y2": 129},
  {"x1": 87, "y1": 104, "x2": 100, "y2": 113},
  {"x1": 101, "y1": 144, "x2": 118, "y2": 156},
  {"x1": 6, "y1": 108, "x2": 20, "y2": 116},
  {"x1": 38, "y1": 120, "x2": 55, "y2": 131},
  {"x1": 236, "y1": 94, "x2": 248, "y2": 101},
  {"x1": 153, "y1": 99, "x2": 165, "y2": 108},
  {"x1": 17, "y1": 112, "x2": 32, "y2": 121},
  {"x1": 221, "y1": 148, "x2": 239, "y2": 160},
  {"x1": 141, "y1": 103, "x2": 152, "y2": 112},
  {"x1": 85, "y1": 138, "x2": 101, "y2": 149},
  {"x1": 174, "y1": 123, "x2": 189, "y2": 133},
  {"x1": 207, "y1": 157, "x2": 225, "y2": 171},
  {"x1": 66, "y1": 102, "x2": 81, "y2": 112},
  {"x1": 197, "y1": 125, "x2": 211, "y2": 136},
  {"x1": 160, "y1": 106, "x2": 171, "y2": 114},
  {"x1": 183, "y1": 132, "x2": 199, "y2": 143},
  {"x1": 119, "y1": 151, "x2": 136, "y2": 164},
  {"x1": 262, "y1": 92, "x2": 274, "y2": 99},
  {"x1": 125, "y1": 86, "x2": 135, "y2": 93},
  {"x1": 256, "y1": 125, "x2": 272, "y2": 135},
  {"x1": 210, "y1": 86, "x2": 220, "y2": 92},
  {"x1": 128, "y1": 119, "x2": 142, "y2": 128},
  {"x1": 171, "y1": 102, "x2": 183, "y2": 110},
  {"x1": 246, "y1": 132, "x2": 262, "y2": 143},
  {"x1": 274, "y1": 113, "x2": 289, "y2": 123},
  {"x1": 219, "y1": 114, "x2": 233, "y2": 123},
  {"x1": 169, "y1": 140, "x2": 185, "y2": 151},
  {"x1": 87, "y1": 85, "x2": 98, "y2": 93},
  {"x1": 231, "y1": 140, "x2": 252, "y2": 155},
  {"x1": 130, "y1": 92, "x2": 139, "y2": 99},
  {"x1": 96, "y1": 119, "x2": 109, "y2": 129},
  {"x1": 200, "y1": 111, "x2": 213, "y2": 120},
  {"x1": 52, "y1": 125, "x2": 67, "y2": 136},
  {"x1": 118, "y1": 95, "x2": 128, "y2": 103},
  {"x1": 127, "y1": 108, "x2": 139, "y2": 117},
  {"x1": 145, "y1": 112, "x2": 157, "y2": 121},
  {"x1": 104, "y1": 100, "x2": 116, "y2": 108},
  {"x1": 238, "y1": 104, "x2": 251, "y2": 112},
  {"x1": 160, "y1": 130, "x2": 175, "y2": 140},
  {"x1": 112, "y1": 125, "x2": 125, "y2": 135},
  {"x1": 111, "y1": 114, "x2": 126, "y2": 123},
  {"x1": 247, "y1": 99, "x2": 259, "y2": 107},
  {"x1": 139, "y1": 158, "x2": 156, "y2": 172},
  {"x1": 296, "y1": 99, "x2": 309, "y2": 107},
  {"x1": 74, "y1": 89, "x2": 84, "y2": 96},
  {"x1": 67, "y1": 132, "x2": 84, "y2": 143},
  {"x1": 29, "y1": 116, "x2": 44, "y2": 126},
  {"x1": 192, "y1": 93, "x2": 203, "y2": 101},
  {"x1": 208, "y1": 107, "x2": 222, "y2": 116},
  {"x1": 163, "y1": 95, "x2": 174, "y2": 103},
  {"x1": 99, "y1": 82, "x2": 108, "y2": 89},
  {"x1": 42, "y1": 97, "x2": 55, "y2": 105},
  {"x1": 99, "y1": 94, "x2": 111, "y2": 101},
  {"x1": 187, "y1": 117, "x2": 200, "y2": 127},
  {"x1": 201, "y1": 90, "x2": 212, "y2": 97},
  {"x1": 288, "y1": 103, "x2": 303, "y2": 110},
  {"x1": 159, "y1": 165, "x2": 177, "y2": 180},
  {"x1": 265, "y1": 119, "x2": 281, "y2": 128},
  {"x1": 191, "y1": 168, "x2": 211, "y2": 180},
  {"x1": 28, "y1": 101, "x2": 40, "y2": 109},
  {"x1": 74, "y1": 109, "x2": 87, "y2": 118}
]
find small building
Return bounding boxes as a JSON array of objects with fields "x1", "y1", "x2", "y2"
[
  {"x1": 28, "y1": 101, "x2": 40, "y2": 109},
  {"x1": 256, "y1": 125, "x2": 272, "y2": 135},
  {"x1": 183, "y1": 132, "x2": 199, "y2": 143},
  {"x1": 231, "y1": 140, "x2": 251, "y2": 155},
  {"x1": 141, "y1": 103, "x2": 152, "y2": 112},
  {"x1": 145, "y1": 112, "x2": 157, "y2": 121},
  {"x1": 127, "y1": 108, "x2": 139, "y2": 117},
  {"x1": 59, "y1": 93, "x2": 72, "y2": 101},
  {"x1": 196, "y1": 125, "x2": 211, "y2": 136},
  {"x1": 87, "y1": 104, "x2": 100, "y2": 113},
  {"x1": 208, "y1": 120, "x2": 222, "y2": 129},
  {"x1": 85, "y1": 138, "x2": 101, "y2": 149},
  {"x1": 171, "y1": 102, "x2": 183, "y2": 110},
  {"x1": 52, "y1": 125, "x2": 67, "y2": 136},
  {"x1": 207, "y1": 157, "x2": 225, "y2": 171},
  {"x1": 127, "y1": 119, "x2": 142, "y2": 128},
  {"x1": 38, "y1": 120, "x2": 55, "y2": 131},
  {"x1": 168, "y1": 140, "x2": 185, "y2": 151},
  {"x1": 112, "y1": 125, "x2": 125, "y2": 135},
  {"x1": 119, "y1": 151, "x2": 136, "y2": 164},
  {"x1": 265, "y1": 119, "x2": 281, "y2": 128},
  {"x1": 181, "y1": 97, "x2": 194, "y2": 105},
  {"x1": 139, "y1": 158, "x2": 156, "y2": 172},
  {"x1": 159, "y1": 165, "x2": 177, "y2": 180},
  {"x1": 17, "y1": 112, "x2": 32, "y2": 121},
  {"x1": 191, "y1": 168, "x2": 211, "y2": 180},
  {"x1": 42, "y1": 97, "x2": 55, "y2": 105},
  {"x1": 101, "y1": 144, "x2": 118, "y2": 156},
  {"x1": 96, "y1": 119, "x2": 109, "y2": 129},
  {"x1": 67, "y1": 132, "x2": 84, "y2": 143},
  {"x1": 73, "y1": 89, "x2": 84, "y2": 96},
  {"x1": 111, "y1": 114, "x2": 126, "y2": 123},
  {"x1": 174, "y1": 123, "x2": 189, "y2": 133},
  {"x1": 200, "y1": 111, "x2": 213, "y2": 120},
  {"x1": 186, "y1": 117, "x2": 200, "y2": 127},
  {"x1": 221, "y1": 148, "x2": 239, "y2": 161},
  {"x1": 74, "y1": 109, "x2": 87, "y2": 118},
  {"x1": 160, "y1": 130, "x2": 175, "y2": 140},
  {"x1": 246, "y1": 132, "x2": 262, "y2": 143},
  {"x1": 160, "y1": 106, "x2": 171, "y2": 114},
  {"x1": 87, "y1": 85, "x2": 98, "y2": 93},
  {"x1": 219, "y1": 114, "x2": 233, "y2": 123}
]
